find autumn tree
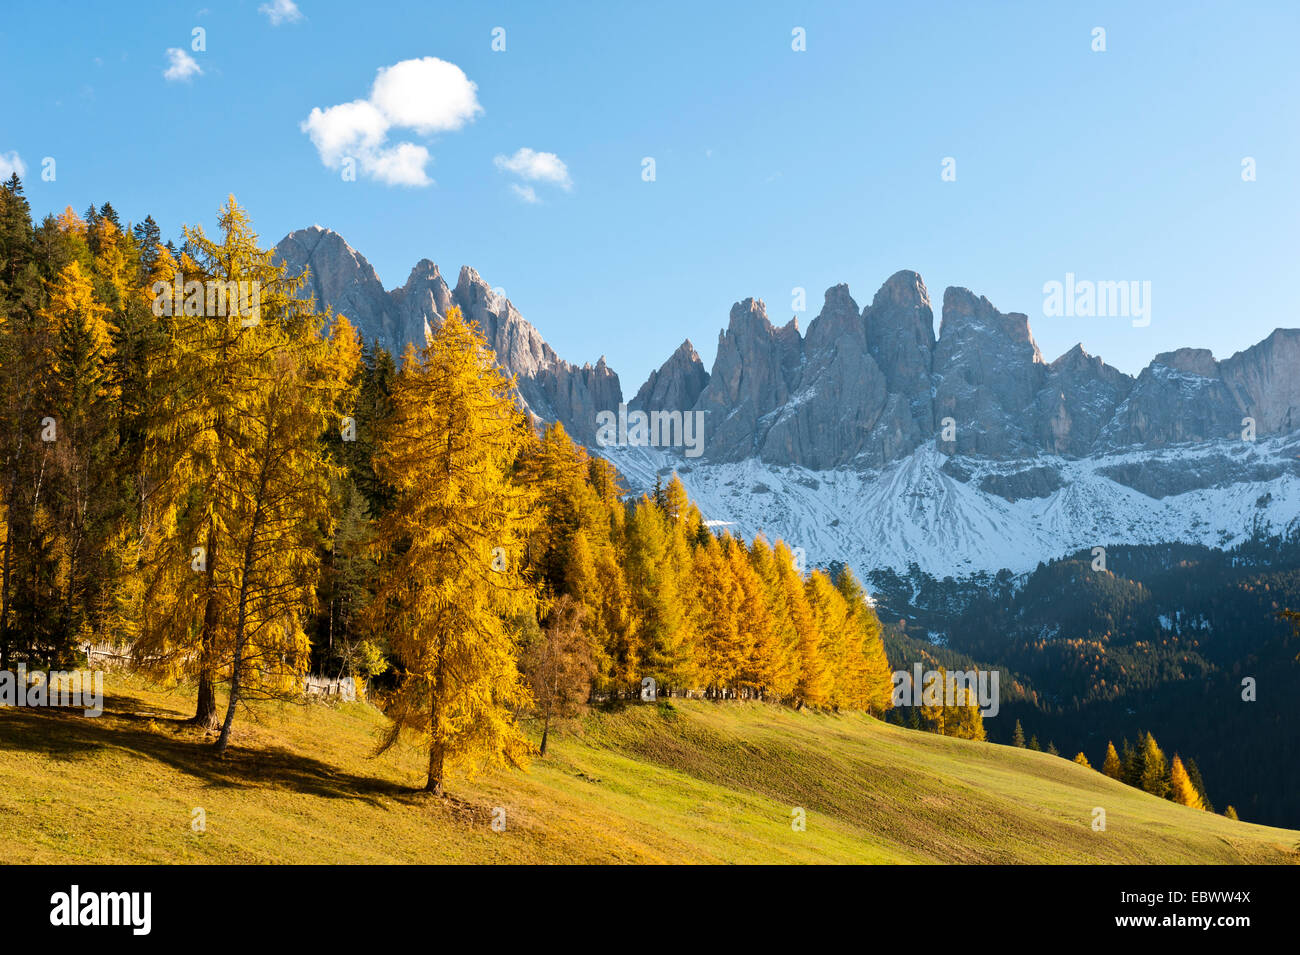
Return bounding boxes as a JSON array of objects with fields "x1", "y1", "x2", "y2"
[
  {"x1": 1138, "y1": 732, "x2": 1169, "y2": 798},
  {"x1": 945, "y1": 672, "x2": 987, "y2": 741},
  {"x1": 625, "y1": 493, "x2": 695, "y2": 694},
  {"x1": 747, "y1": 537, "x2": 800, "y2": 702},
  {"x1": 364, "y1": 307, "x2": 539, "y2": 794},
  {"x1": 1101, "y1": 741, "x2": 1122, "y2": 779},
  {"x1": 1184, "y1": 758, "x2": 1214, "y2": 813},
  {"x1": 805, "y1": 569, "x2": 850, "y2": 708},
  {"x1": 1169, "y1": 755, "x2": 1206, "y2": 810},
  {"x1": 691, "y1": 532, "x2": 743, "y2": 697},
  {"x1": 522, "y1": 594, "x2": 596, "y2": 755},
  {"x1": 774, "y1": 541, "x2": 825, "y2": 708},
  {"x1": 834, "y1": 567, "x2": 893, "y2": 716},
  {"x1": 131, "y1": 197, "x2": 354, "y2": 744},
  {"x1": 212, "y1": 314, "x2": 358, "y2": 753},
  {"x1": 727, "y1": 535, "x2": 778, "y2": 700}
]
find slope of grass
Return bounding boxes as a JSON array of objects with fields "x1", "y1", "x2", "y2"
[{"x1": 1, "y1": 674, "x2": 1295, "y2": 864}]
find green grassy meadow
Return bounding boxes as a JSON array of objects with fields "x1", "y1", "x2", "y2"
[{"x1": 1, "y1": 674, "x2": 1295, "y2": 864}]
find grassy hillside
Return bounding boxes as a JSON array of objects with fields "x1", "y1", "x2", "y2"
[{"x1": 1, "y1": 675, "x2": 1295, "y2": 864}]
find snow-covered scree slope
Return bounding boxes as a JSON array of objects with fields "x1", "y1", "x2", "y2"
[{"x1": 602, "y1": 435, "x2": 1300, "y2": 578}]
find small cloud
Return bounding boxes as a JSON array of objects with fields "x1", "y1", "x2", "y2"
[
  {"x1": 163, "y1": 48, "x2": 202, "y2": 82},
  {"x1": 366, "y1": 143, "x2": 433, "y2": 187},
  {"x1": 300, "y1": 56, "x2": 481, "y2": 187},
  {"x1": 301, "y1": 100, "x2": 388, "y2": 166},
  {"x1": 259, "y1": 0, "x2": 303, "y2": 25},
  {"x1": 494, "y1": 147, "x2": 572, "y2": 189},
  {"x1": 369, "y1": 58, "x2": 482, "y2": 135},
  {"x1": 0, "y1": 151, "x2": 27, "y2": 179},
  {"x1": 510, "y1": 183, "x2": 539, "y2": 204}
]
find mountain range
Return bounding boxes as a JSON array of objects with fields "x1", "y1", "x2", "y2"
[{"x1": 273, "y1": 227, "x2": 1300, "y2": 576}]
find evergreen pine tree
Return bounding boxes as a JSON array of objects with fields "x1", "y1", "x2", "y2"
[{"x1": 1138, "y1": 733, "x2": 1169, "y2": 797}]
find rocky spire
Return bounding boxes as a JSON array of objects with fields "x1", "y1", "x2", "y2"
[{"x1": 629, "y1": 339, "x2": 710, "y2": 414}]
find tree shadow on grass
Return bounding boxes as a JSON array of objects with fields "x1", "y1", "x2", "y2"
[{"x1": 0, "y1": 694, "x2": 415, "y2": 808}]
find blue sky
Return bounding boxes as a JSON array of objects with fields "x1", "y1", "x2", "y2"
[{"x1": 1, "y1": 0, "x2": 1297, "y2": 392}]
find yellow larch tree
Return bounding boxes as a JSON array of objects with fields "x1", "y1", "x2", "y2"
[
  {"x1": 777, "y1": 542, "x2": 827, "y2": 708},
  {"x1": 1169, "y1": 754, "x2": 1206, "y2": 810},
  {"x1": 727, "y1": 534, "x2": 779, "y2": 700},
  {"x1": 747, "y1": 536, "x2": 800, "y2": 703},
  {"x1": 132, "y1": 197, "x2": 350, "y2": 741},
  {"x1": 834, "y1": 567, "x2": 894, "y2": 716},
  {"x1": 691, "y1": 532, "x2": 743, "y2": 697},
  {"x1": 805, "y1": 569, "x2": 850, "y2": 708},
  {"x1": 364, "y1": 306, "x2": 540, "y2": 794},
  {"x1": 1101, "y1": 741, "x2": 1122, "y2": 779}
]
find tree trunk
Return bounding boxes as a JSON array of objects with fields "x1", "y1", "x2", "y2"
[
  {"x1": 425, "y1": 661, "x2": 447, "y2": 793},
  {"x1": 191, "y1": 520, "x2": 222, "y2": 728},
  {"x1": 213, "y1": 641, "x2": 241, "y2": 754},
  {"x1": 0, "y1": 512, "x2": 13, "y2": 672},
  {"x1": 425, "y1": 742, "x2": 445, "y2": 795},
  {"x1": 539, "y1": 716, "x2": 550, "y2": 757},
  {"x1": 214, "y1": 463, "x2": 267, "y2": 754},
  {"x1": 193, "y1": 673, "x2": 219, "y2": 728}
]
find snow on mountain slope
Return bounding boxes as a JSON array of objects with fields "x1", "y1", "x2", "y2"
[{"x1": 601, "y1": 436, "x2": 1300, "y2": 578}]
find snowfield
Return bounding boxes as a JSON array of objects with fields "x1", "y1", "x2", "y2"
[{"x1": 600, "y1": 435, "x2": 1300, "y2": 578}]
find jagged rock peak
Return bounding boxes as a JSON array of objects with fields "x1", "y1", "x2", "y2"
[
  {"x1": 872, "y1": 269, "x2": 931, "y2": 310},
  {"x1": 630, "y1": 338, "x2": 710, "y2": 413},
  {"x1": 273, "y1": 227, "x2": 623, "y2": 446},
  {"x1": 1154, "y1": 347, "x2": 1219, "y2": 377},
  {"x1": 822, "y1": 282, "x2": 857, "y2": 309},
  {"x1": 1053, "y1": 342, "x2": 1092, "y2": 365},
  {"x1": 941, "y1": 286, "x2": 1042, "y2": 359},
  {"x1": 402, "y1": 258, "x2": 442, "y2": 283},
  {"x1": 728, "y1": 297, "x2": 771, "y2": 329}
]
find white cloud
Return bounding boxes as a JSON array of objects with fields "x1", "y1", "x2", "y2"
[
  {"x1": 510, "y1": 183, "x2": 539, "y2": 204},
  {"x1": 300, "y1": 57, "x2": 481, "y2": 187},
  {"x1": 301, "y1": 100, "x2": 388, "y2": 167},
  {"x1": 259, "y1": 0, "x2": 303, "y2": 25},
  {"x1": 370, "y1": 58, "x2": 482, "y2": 134},
  {"x1": 0, "y1": 151, "x2": 26, "y2": 180},
  {"x1": 163, "y1": 48, "x2": 202, "y2": 82},
  {"x1": 364, "y1": 143, "x2": 432, "y2": 187},
  {"x1": 494, "y1": 148, "x2": 572, "y2": 189}
]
